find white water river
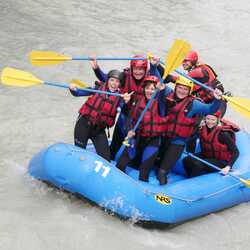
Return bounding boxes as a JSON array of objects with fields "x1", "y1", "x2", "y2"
[{"x1": 1, "y1": 0, "x2": 250, "y2": 249}]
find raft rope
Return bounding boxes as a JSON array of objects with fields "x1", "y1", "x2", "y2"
[
  {"x1": 145, "y1": 182, "x2": 242, "y2": 203},
  {"x1": 63, "y1": 145, "x2": 244, "y2": 204}
]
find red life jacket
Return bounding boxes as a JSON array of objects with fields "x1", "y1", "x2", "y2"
[
  {"x1": 79, "y1": 85, "x2": 120, "y2": 128},
  {"x1": 199, "y1": 125, "x2": 236, "y2": 162},
  {"x1": 190, "y1": 64, "x2": 218, "y2": 103},
  {"x1": 121, "y1": 68, "x2": 146, "y2": 107},
  {"x1": 131, "y1": 98, "x2": 168, "y2": 137},
  {"x1": 165, "y1": 93, "x2": 200, "y2": 139}
]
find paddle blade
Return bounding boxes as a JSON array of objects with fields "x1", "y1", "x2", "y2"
[
  {"x1": 147, "y1": 52, "x2": 154, "y2": 60},
  {"x1": 163, "y1": 39, "x2": 191, "y2": 79},
  {"x1": 29, "y1": 51, "x2": 72, "y2": 66},
  {"x1": 239, "y1": 178, "x2": 250, "y2": 188},
  {"x1": 224, "y1": 96, "x2": 250, "y2": 119},
  {"x1": 1, "y1": 67, "x2": 43, "y2": 87},
  {"x1": 70, "y1": 79, "x2": 89, "y2": 88}
]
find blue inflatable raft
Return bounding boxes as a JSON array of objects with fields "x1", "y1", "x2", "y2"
[{"x1": 28, "y1": 130, "x2": 250, "y2": 224}]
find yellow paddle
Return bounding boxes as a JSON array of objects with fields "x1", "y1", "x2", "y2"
[
  {"x1": 29, "y1": 51, "x2": 72, "y2": 66},
  {"x1": 162, "y1": 39, "x2": 191, "y2": 79},
  {"x1": 223, "y1": 96, "x2": 250, "y2": 119},
  {"x1": 29, "y1": 51, "x2": 148, "y2": 66},
  {"x1": 0, "y1": 67, "x2": 123, "y2": 97}
]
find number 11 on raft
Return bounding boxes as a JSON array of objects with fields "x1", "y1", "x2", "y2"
[{"x1": 94, "y1": 161, "x2": 111, "y2": 178}]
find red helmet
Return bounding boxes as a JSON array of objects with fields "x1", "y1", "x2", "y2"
[
  {"x1": 143, "y1": 75, "x2": 160, "y2": 86},
  {"x1": 213, "y1": 111, "x2": 222, "y2": 118},
  {"x1": 130, "y1": 55, "x2": 148, "y2": 69},
  {"x1": 184, "y1": 51, "x2": 198, "y2": 65}
]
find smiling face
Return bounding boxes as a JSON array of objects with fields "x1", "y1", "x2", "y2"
[
  {"x1": 144, "y1": 83, "x2": 156, "y2": 100},
  {"x1": 182, "y1": 60, "x2": 193, "y2": 71},
  {"x1": 205, "y1": 114, "x2": 218, "y2": 128},
  {"x1": 132, "y1": 66, "x2": 146, "y2": 80},
  {"x1": 175, "y1": 84, "x2": 190, "y2": 99},
  {"x1": 107, "y1": 77, "x2": 120, "y2": 92}
]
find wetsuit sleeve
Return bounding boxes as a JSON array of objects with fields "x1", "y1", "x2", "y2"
[
  {"x1": 93, "y1": 66, "x2": 108, "y2": 82},
  {"x1": 164, "y1": 74, "x2": 178, "y2": 83},
  {"x1": 157, "y1": 64, "x2": 164, "y2": 77},
  {"x1": 158, "y1": 86, "x2": 173, "y2": 103},
  {"x1": 187, "y1": 98, "x2": 221, "y2": 117},
  {"x1": 149, "y1": 63, "x2": 158, "y2": 76},
  {"x1": 157, "y1": 87, "x2": 174, "y2": 117},
  {"x1": 218, "y1": 132, "x2": 240, "y2": 167},
  {"x1": 118, "y1": 99, "x2": 125, "y2": 109},
  {"x1": 156, "y1": 64, "x2": 177, "y2": 83}
]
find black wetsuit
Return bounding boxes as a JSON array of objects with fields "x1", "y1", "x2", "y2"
[
  {"x1": 74, "y1": 116, "x2": 110, "y2": 161},
  {"x1": 116, "y1": 136, "x2": 161, "y2": 181}
]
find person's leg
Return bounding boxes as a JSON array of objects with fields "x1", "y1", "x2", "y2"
[
  {"x1": 202, "y1": 158, "x2": 226, "y2": 172},
  {"x1": 110, "y1": 123, "x2": 124, "y2": 160},
  {"x1": 116, "y1": 136, "x2": 142, "y2": 172},
  {"x1": 92, "y1": 128, "x2": 111, "y2": 161},
  {"x1": 183, "y1": 156, "x2": 197, "y2": 177},
  {"x1": 157, "y1": 143, "x2": 185, "y2": 185},
  {"x1": 183, "y1": 155, "x2": 208, "y2": 177},
  {"x1": 139, "y1": 137, "x2": 160, "y2": 182},
  {"x1": 110, "y1": 113, "x2": 129, "y2": 160},
  {"x1": 183, "y1": 155, "x2": 225, "y2": 177},
  {"x1": 155, "y1": 137, "x2": 170, "y2": 167},
  {"x1": 74, "y1": 116, "x2": 90, "y2": 148},
  {"x1": 116, "y1": 149, "x2": 133, "y2": 172},
  {"x1": 186, "y1": 137, "x2": 198, "y2": 153}
]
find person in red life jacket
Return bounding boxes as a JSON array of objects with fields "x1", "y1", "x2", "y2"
[
  {"x1": 156, "y1": 51, "x2": 227, "y2": 115},
  {"x1": 182, "y1": 111, "x2": 240, "y2": 177},
  {"x1": 180, "y1": 50, "x2": 229, "y2": 153},
  {"x1": 89, "y1": 55, "x2": 159, "y2": 160},
  {"x1": 182, "y1": 51, "x2": 227, "y2": 113},
  {"x1": 116, "y1": 76, "x2": 168, "y2": 182},
  {"x1": 69, "y1": 70, "x2": 132, "y2": 161},
  {"x1": 157, "y1": 76, "x2": 223, "y2": 185}
]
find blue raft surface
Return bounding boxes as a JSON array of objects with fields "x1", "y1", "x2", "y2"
[{"x1": 28, "y1": 130, "x2": 250, "y2": 224}]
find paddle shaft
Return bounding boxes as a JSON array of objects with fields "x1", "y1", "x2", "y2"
[
  {"x1": 44, "y1": 81, "x2": 122, "y2": 97},
  {"x1": 72, "y1": 57, "x2": 146, "y2": 61},
  {"x1": 184, "y1": 151, "x2": 243, "y2": 183},
  {"x1": 114, "y1": 89, "x2": 158, "y2": 161}
]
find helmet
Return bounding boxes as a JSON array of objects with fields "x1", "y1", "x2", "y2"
[
  {"x1": 130, "y1": 55, "x2": 148, "y2": 69},
  {"x1": 107, "y1": 69, "x2": 123, "y2": 83},
  {"x1": 183, "y1": 51, "x2": 198, "y2": 65},
  {"x1": 143, "y1": 75, "x2": 160, "y2": 87},
  {"x1": 213, "y1": 111, "x2": 222, "y2": 119},
  {"x1": 175, "y1": 76, "x2": 194, "y2": 93}
]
